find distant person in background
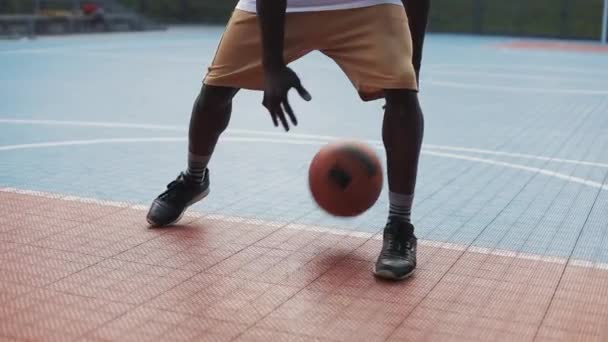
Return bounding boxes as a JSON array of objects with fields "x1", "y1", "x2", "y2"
[
  {"x1": 81, "y1": 2, "x2": 105, "y2": 29},
  {"x1": 147, "y1": 0, "x2": 430, "y2": 281}
]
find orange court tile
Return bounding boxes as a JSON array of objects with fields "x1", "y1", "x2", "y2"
[{"x1": 1, "y1": 190, "x2": 608, "y2": 341}]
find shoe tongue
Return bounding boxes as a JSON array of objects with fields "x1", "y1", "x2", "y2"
[
  {"x1": 180, "y1": 173, "x2": 197, "y2": 184},
  {"x1": 386, "y1": 218, "x2": 414, "y2": 237},
  {"x1": 384, "y1": 223, "x2": 402, "y2": 239}
]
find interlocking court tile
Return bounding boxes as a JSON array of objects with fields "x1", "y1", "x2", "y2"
[{"x1": 2, "y1": 192, "x2": 608, "y2": 341}]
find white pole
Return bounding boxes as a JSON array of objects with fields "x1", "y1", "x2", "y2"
[{"x1": 602, "y1": 0, "x2": 608, "y2": 44}]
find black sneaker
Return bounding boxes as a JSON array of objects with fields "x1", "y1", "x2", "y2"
[
  {"x1": 373, "y1": 219, "x2": 417, "y2": 280},
  {"x1": 146, "y1": 171, "x2": 210, "y2": 227}
]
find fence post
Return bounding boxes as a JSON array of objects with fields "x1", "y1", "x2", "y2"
[
  {"x1": 559, "y1": 0, "x2": 570, "y2": 38},
  {"x1": 602, "y1": 0, "x2": 608, "y2": 44},
  {"x1": 473, "y1": 0, "x2": 483, "y2": 34}
]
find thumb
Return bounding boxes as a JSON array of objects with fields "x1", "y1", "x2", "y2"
[{"x1": 294, "y1": 82, "x2": 312, "y2": 102}]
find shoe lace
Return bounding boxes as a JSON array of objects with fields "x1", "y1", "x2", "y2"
[
  {"x1": 382, "y1": 225, "x2": 413, "y2": 258},
  {"x1": 158, "y1": 179, "x2": 186, "y2": 201},
  {"x1": 382, "y1": 231, "x2": 402, "y2": 258}
]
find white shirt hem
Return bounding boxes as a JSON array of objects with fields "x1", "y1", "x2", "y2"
[{"x1": 235, "y1": 1, "x2": 403, "y2": 13}]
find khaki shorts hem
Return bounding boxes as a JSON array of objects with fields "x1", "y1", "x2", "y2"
[{"x1": 203, "y1": 77, "x2": 263, "y2": 91}]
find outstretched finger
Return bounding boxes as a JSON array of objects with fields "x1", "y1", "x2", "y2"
[
  {"x1": 262, "y1": 99, "x2": 276, "y2": 126},
  {"x1": 275, "y1": 106, "x2": 290, "y2": 131},
  {"x1": 268, "y1": 105, "x2": 279, "y2": 127},
  {"x1": 294, "y1": 82, "x2": 312, "y2": 101},
  {"x1": 270, "y1": 111, "x2": 278, "y2": 127},
  {"x1": 282, "y1": 98, "x2": 297, "y2": 126}
]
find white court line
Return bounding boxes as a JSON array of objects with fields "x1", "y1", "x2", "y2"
[
  {"x1": 426, "y1": 69, "x2": 608, "y2": 83},
  {"x1": 0, "y1": 118, "x2": 186, "y2": 131},
  {"x1": 0, "y1": 137, "x2": 185, "y2": 151},
  {"x1": 422, "y1": 150, "x2": 608, "y2": 191},
  {"x1": 0, "y1": 37, "x2": 221, "y2": 55},
  {"x1": 2, "y1": 186, "x2": 608, "y2": 270},
  {"x1": 2, "y1": 118, "x2": 608, "y2": 169},
  {"x1": 2, "y1": 41, "x2": 602, "y2": 77},
  {"x1": 496, "y1": 48, "x2": 608, "y2": 59},
  {"x1": 425, "y1": 80, "x2": 608, "y2": 95},
  {"x1": 428, "y1": 63, "x2": 608, "y2": 76},
  {"x1": 2, "y1": 44, "x2": 602, "y2": 84},
  {"x1": 0, "y1": 49, "x2": 204, "y2": 64},
  {"x1": 1, "y1": 137, "x2": 607, "y2": 191},
  {"x1": 2, "y1": 43, "x2": 607, "y2": 94},
  {"x1": 423, "y1": 144, "x2": 608, "y2": 169},
  {"x1": 0, "y1": 137, "x2": 327, "y2": 151}
]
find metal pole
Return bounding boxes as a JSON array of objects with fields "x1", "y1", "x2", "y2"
[
  {"x1": 559, "y1": 0, "x2": 570, "y2": 38},
  {"x1": 473, "y1": 0, "x2": 483, "y2": 34},
  {"x1": 602, "y1": 0, "x2": 608, "y2": 44}
]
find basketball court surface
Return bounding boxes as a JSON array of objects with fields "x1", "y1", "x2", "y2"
[{"x1": 1, "y1": 27, "x2": 608, "y2": 341}]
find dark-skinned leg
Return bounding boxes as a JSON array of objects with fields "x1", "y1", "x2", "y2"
[
  {"x1": 188, "y1": 85, "x2": 239, "y2": 159},
  {"x1": 146, "y1": 85, "x2": 239, "y2": 227},
  {"x1": 374, "y1": 89, "x2": 424, "y2": 280}
]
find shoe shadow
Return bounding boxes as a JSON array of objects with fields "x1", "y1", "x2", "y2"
[{"x1": 147, "y1": 219, "x2": 415, "y2": 287}]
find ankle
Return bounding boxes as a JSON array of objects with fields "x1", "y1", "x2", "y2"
[
  {"x1": 387, "y1": 216, "x2": 414, "y2": 235},
  {"x1": 184, "y1": 169, "x2": 206, "y2": 184}
]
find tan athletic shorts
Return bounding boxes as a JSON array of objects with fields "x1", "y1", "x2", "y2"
[{"x1": 203, "y1": 4, "x2": 417, "y2": 101}]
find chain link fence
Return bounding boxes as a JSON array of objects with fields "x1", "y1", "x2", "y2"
[
  {"x1": 2, "y1": 0, "x2": 607, "y2": 41},
  {"x1": 431, "y1": 0, "x2": 606, "y2": 40}
]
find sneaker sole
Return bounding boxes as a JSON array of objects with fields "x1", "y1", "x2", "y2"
[
  {"x1": 372, "y1": 266, "x2": 415, "y2": 281},
  {"x1": 146, "y1": 187, "x2": 210, "y2": 228}
]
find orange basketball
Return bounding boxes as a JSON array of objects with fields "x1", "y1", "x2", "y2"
[{"x1": 308, "y1": 141, "x2": 383, "y2": 217}]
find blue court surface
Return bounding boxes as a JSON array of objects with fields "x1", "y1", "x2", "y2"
[{"x1": 2, "y1": 27, "x2": 608, "y2": 264}]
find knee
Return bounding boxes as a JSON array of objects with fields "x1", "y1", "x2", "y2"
[
  {"x1": 192, "y1": 85, "x2": 236, "y2": 132},
  {"x1": 384, "y1": 90, "x2": 423, "y2": 129},
  {"x1": 384, "y1": 89, "x2": 420, "y2": 113},
  {"x1": 194, "y1": 85, "x2": 236, "y2": 116},
  {"x1": 382, "y1": 89, "x2": 424, "y2": 144}
]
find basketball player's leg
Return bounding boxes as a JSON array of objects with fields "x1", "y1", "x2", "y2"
[
  {"x1": 378, "y1": 89, "x2": 423, "y2": 279},
  {"x1": 146, "y1": 85, "x2": 238, "y2": 227},
  {"x1": 321, "y1": 4, "x2": 422, "y2": 279},
  {"x1": 146, "y1": 11, "x2": 258, "y2": 227},
  {"x1": 147, "y1": 9, "x2": 314, "y2": 227}
]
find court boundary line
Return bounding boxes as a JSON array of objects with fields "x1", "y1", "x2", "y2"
[
  {"x1": 2, "y1": 47, "x2": 608, "y2": 94},
  {"x1": 1, "y1": 186, "x2": 605, "y2": 270},
  {"x1": 2, "y1": 118, "x2": 608, "y2": 169},
  {"x1": 1, "y1": 136, "x2": 607, "y2": 191},
  {"x1": 424, "y1": 80, "x2": 608, "y2": 95},
  {"x1": 429, "y1": 63, "x2": 608, "y2": 76},
  {"x1": 3, "y1": 45, "x2": 607, "y2": 78}
]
